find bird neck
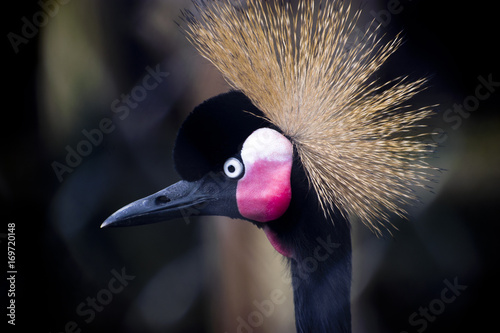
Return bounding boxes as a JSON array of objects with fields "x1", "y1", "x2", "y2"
[
  {"x1": 269, "y1": 158, "x2": 352, "y2": 333},
  {"x1": 288, "y1": 208, "x2": 352, "y2": 333},
  {"x1": 282, "y1": 196, "x2": 352, "y2": 333}
]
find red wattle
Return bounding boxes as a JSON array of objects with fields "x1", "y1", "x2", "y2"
[{"x1": 263, "y1": 226, "x2": 292, "y2": 258}]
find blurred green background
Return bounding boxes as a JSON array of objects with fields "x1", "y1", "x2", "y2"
[{"x1": 3, "y1": 0, "x2": 499, "y2": 332}]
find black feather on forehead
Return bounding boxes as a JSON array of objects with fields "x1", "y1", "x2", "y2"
[{"x1": 173, "y1": 91, "x2": 270, "y2": 181}]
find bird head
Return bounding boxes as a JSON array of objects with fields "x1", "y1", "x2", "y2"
[
  {"x1": 102, "y1": 0, "x2": 437, "y2": 258},
  {"x1": 102, "y1": 91, "x2": 300, "y2": 257}
]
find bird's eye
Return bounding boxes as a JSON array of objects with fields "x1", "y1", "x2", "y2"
[{"x1": 224, "y1": 157, "x2": 244, "y2": 178}]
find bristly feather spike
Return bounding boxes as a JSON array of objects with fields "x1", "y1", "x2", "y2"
[{"x1": 181, "y1": 0, "x2": 437, "y2": 235}]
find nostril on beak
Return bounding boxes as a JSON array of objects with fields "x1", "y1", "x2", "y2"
[{"x1": 155, "y1": 195, "x2": 171, "y2": 205}]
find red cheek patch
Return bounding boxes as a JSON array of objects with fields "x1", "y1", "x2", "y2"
[
  {"x1": 236, "y1": 128, "x2": 293, "y2": 222},
  {"x1": 236, "y1": 159, "x2": 292, "y2": 222}
]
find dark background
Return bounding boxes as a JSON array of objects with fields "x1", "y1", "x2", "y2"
[{"x1": 3, "y1": 0, "x2": 499, "y2": 332}]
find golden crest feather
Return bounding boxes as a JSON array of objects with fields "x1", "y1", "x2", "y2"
[{"x1": 181, "y1": 0, "x2": 436, "y2": 234}]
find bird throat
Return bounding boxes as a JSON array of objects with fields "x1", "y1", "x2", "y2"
[{"x1": 263, "y1": 225, "x2": 292, "y2": 257}]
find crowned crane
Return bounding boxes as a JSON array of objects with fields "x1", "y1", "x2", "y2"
[{"x1": 101, "y1": 1, "x2": 436, "y2": 332}]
